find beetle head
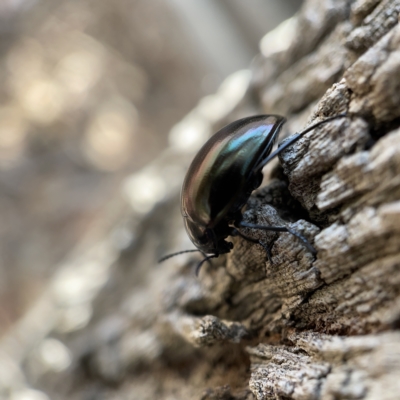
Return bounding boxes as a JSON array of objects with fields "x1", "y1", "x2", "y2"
[{"x1": 183, "y1": 218, "x2": 233, "y2": 255}]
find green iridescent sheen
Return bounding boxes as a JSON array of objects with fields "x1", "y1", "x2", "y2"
[{"x1": 181, "y1": 115, "x2": 285, "y2": 252}]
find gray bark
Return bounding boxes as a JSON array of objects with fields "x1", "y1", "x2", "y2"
[{"x1": 2, "y1": 0, "x2": 400, "y2": 399}]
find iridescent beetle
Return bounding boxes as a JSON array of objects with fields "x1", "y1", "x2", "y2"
[{"x1": 160, "y1": 114, "x2": 346, "y2": 274}]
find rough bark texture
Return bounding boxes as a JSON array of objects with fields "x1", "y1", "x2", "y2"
[{"x1": 2, "y1": 0, "x2": 400, "y2": 399}]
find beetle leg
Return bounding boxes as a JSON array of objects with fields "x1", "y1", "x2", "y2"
[
  {"x1": 284, "y1": 227, "x2": 316, "y2": 256},
  {"x1": 232, "y1": 228, "x2": 273, "y2": 263},
  {"x1": 237, "y1": 221, "x2": 316, "y2": 256}
]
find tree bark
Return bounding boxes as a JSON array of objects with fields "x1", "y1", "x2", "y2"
[{"x1": 2, "y1": 0, "x2": 400, "y2": 399}]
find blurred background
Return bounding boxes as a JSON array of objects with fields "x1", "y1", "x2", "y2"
[{"x1": 0, "y1": 0, "x2": 302, "y2": 337}]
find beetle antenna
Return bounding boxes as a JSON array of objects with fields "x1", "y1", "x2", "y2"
[
  {"x1": 257, "y1": 113, "x2": 348, "y2": 170},
  {"x1": 158, "y1": 249, "x2": 202, "y2": 263},
  {"x1": 196, "y1": 254, "x2": 218, "y2": 276}
]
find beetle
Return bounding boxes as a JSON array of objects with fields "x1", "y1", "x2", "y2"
[{"x1": 160, "y1": 113, "x2": 347, "y2": 274}]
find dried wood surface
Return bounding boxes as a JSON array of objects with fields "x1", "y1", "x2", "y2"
[{"x1": 2, "y1": 0, "x2": 400, "y2": 399}]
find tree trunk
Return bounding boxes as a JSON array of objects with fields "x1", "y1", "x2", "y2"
[{"x1": 2, "y1": 0, "x2": 400, "y2": 399}]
